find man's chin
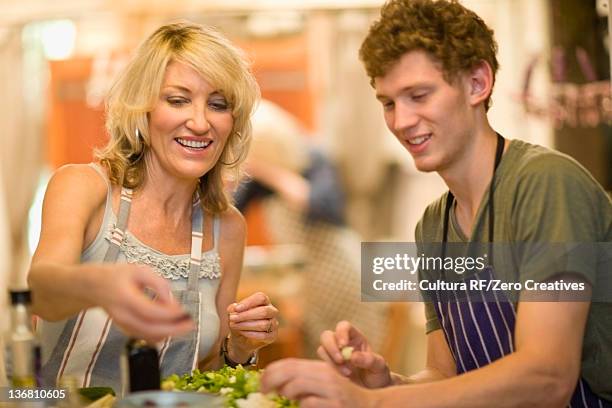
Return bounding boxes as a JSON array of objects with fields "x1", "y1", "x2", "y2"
[{"x1": 413, "y1": 160, "x2": 439, "y2": 173}]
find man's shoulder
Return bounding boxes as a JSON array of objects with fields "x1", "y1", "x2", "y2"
[
  {"x1": 508, "y1": 139, "x2": 594, "y2": 183},
  {"x1": 415, "y1": 191, "x2": 449, "y2": 242}
]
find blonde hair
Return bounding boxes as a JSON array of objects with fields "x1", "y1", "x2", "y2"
[{"x1": 96, "y1": 21, "x2": 260, "y2": 213}]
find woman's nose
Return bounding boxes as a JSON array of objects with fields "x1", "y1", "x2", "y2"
[{"x1": 186, "y1": 106, "x2": 211, "y2": 134}]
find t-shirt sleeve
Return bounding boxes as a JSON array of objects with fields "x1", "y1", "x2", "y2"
[
  {"x1": 424, "y1": 301, "x2": 442, "y2": 334},
  {"x1": 416, "y1": 217, "x2": 442, "y2": 333},
  {"x1": 511, "y1": 154, "x2": 606, "y2": 285}
]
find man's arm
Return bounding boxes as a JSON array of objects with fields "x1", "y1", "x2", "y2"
[
  {"x1": 373, "y1": 299, "x2": 589, "y2": 408},
  {"x1": 391, "y1": 329, "x2": 456, "y2": 385}
]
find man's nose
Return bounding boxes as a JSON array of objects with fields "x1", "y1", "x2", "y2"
[{"x1": 392, "y1": 103, "x2": 419, "y2": 132}]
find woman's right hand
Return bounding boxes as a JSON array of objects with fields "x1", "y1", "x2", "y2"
[
  {"x1": 317, "y1": 320, "x2": 392, "y2": 389},
  {"x1": 89, "y1": 263, "x2": 194, "y2": 343}
]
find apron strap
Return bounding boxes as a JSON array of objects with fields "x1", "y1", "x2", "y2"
[
  {"x1": 104, "y1": 187, "x2": 133, "y2": 262},
  {"x1": 188, "y1": 191, "x2": 204, "y2": 292}
]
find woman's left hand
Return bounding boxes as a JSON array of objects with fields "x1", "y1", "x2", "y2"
[{"x1": 227, "y1": 292, "x2": 279, "y2": 357}]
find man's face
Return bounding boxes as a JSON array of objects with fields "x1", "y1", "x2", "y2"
[{"x1": 374, "y1": 50, "x2": 475, "y2": 174}]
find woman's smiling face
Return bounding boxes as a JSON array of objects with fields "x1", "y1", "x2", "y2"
[{"x1": 146, "y1": 61, "x2": 234, "y2": 182}]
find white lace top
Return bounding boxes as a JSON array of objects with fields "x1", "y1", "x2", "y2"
[{"x1": 105, "y1": 225, "x2": 221, "y2": 281}]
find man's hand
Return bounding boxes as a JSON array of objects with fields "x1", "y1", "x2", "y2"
[
  {"x1": 318, "y1": 320, "x2": 392, "y2": 389},
  {"x1": 261, "y1": 359, "x2": 378, "y2": 408}
]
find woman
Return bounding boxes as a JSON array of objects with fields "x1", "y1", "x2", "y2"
[{"x1": 28, "y1": 21, "x2": 278, "y2": 391}]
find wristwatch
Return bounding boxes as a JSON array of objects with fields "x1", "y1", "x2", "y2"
[{"x1": 221, "y1": 334, "x2": 258, "y2": 368}]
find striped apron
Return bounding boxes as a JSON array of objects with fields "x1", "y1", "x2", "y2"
[
  {"x1": 40, "y1": 187, "x2": 204, "y2": 395},
  {"x1": 435, "y1": 134, "x2": 611, "y2": 407}
]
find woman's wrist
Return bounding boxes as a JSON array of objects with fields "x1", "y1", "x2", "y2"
[{"x1": 223, "y1": 335, "x2": 258, "y2": 366}]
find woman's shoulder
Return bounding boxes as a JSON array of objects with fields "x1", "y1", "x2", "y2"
[
  {"x1": 46, "y1": 163, "x2": 109, "y2": 210},
  {"x1": 215, "y1": 205, "x2": 246, "y2": 242}
]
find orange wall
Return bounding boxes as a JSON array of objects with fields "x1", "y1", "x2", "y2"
[{"x1": 47, "y1": 58, "x2": 108, "y2": 168}]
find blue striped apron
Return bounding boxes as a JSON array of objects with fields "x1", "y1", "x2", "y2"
[
  {"x1": 40, "y1": 187, "x2": 205, "y2": 395},
  {"x1": 434, "y1": 134, "x2": 610, "y2": 407}
]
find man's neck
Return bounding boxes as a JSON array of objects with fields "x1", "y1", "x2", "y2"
[{"x1": 439, "y1": 127, "x2": 500, "y2": 221}]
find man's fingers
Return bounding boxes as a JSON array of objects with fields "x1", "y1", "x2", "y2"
[
  {"x1": 320, "y1": 330, "x2": 344, "y2": 364},
  {"x1": 350, "y1": 351, "x2": 387, "y2": 372},
  {"x1": 261, "y1": 359, "x2": 299, "y2": 393},
  {"x1": 279, "y1": 377, "x2": 335, "y2": 401},
  {"x1": 335, "y1": 321, "x2": 353, "y2": 348},
  {"x1": 301, "y1": 396, "x2": 335, "y2": 408},
  {"x1": 316, "y1": 346, "x2": 351, "y2": 376}
]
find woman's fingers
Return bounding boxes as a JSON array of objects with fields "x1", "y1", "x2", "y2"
[
  {"x1": 111, "y1": 308, "x2": 194, "y2": 342},
  {"x1": 233, "y1": 292, "x2": 270, "y2": 311},
  {"x1": 229, "y1": 304, "x2": 278, "y2": 322},
  {"x1": 229, "y1": 318, "x2": 272, "y2": 331}
]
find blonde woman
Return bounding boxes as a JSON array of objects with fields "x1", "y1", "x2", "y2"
[{"x1": 29, "y1": 22, "x2": 278, "y2": 391}]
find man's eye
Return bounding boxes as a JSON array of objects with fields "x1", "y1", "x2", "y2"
[
  {"x1": 382, "y1": 101, "x2": 394, "y2": 111},
  {"x1": 412, "y1": 93, "x2": 428, "y2": 101}
]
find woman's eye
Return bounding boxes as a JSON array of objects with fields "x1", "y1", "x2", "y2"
[
  {"x1": 209, "y1": 99, "x2": 229, "y2": 111},
  {"x1": 167, "y1": 97, "x2": 188, "y2": 106}
]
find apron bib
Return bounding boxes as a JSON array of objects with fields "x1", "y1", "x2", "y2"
[{"x1": 41, "y1": 187, "x2": 204, "y2": 394}]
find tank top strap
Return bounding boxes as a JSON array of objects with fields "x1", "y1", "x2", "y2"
[{"x1": 87, "y1": 163, "x2": 110, "y2": 189}]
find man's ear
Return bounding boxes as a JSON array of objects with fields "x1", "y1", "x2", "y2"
[{"x1": 466, "y1": 60, "x2": 493, "y2": 107}]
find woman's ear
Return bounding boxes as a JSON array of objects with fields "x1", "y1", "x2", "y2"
[{"x1": 466, "y1": 60, "x2": 494, "y2": 107}]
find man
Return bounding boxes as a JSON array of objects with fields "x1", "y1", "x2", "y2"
[{"x1": 261, "y1": 0, "x2": 612, "y2": 406}]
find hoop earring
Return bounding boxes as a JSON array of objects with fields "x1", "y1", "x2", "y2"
[{"x1": 129, "y1": 128, "x2": 146, "y2": 163}]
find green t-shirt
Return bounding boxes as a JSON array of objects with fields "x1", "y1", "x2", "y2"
[{"x1": 416, "y1": 139, "x2": 612, "y2": 400}]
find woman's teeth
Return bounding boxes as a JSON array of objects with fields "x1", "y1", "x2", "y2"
[
  {"x1": 176, "y1": 138, "x2": 212, "y2": 149},
  {"x1": 408, "y1": 135, "x2": 431, "y2": 145}
]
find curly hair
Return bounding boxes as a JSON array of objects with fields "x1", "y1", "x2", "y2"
[
  {"x1": 96, "y1": 21, "x2": 260, "y2": 214},
  {"x1": 359, "y1": 0, "x2": 499, "y2": 110}
]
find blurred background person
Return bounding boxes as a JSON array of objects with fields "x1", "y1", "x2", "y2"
[{"x1": 235, "y1": 99, "x2": 389, "y2": 356}]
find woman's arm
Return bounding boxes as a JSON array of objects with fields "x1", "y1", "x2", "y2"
[
  {"x1": 28, "y1": 165, "x2": 193, "y2": 342},
  {"x1": 29, "y1": 164, "x2": 108, "y2": 319},
  {"x1": 201, "y1": 206, "x2": 279, "y2": 369},
  {"x1": 200, "y1": 206, "x2": 246, "y2": 369}
]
